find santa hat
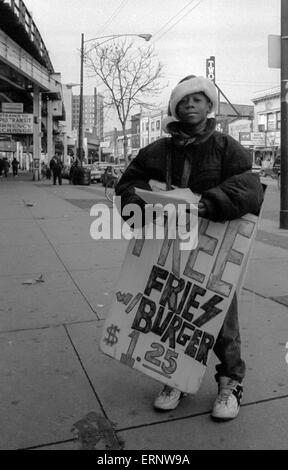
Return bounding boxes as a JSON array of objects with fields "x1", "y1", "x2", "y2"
[{"x1": 162, "y1": 75, "x2": 218, "y2": 132}]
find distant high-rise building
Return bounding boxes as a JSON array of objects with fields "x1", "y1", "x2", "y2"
[{"x1": 72, "y1": 89, "x2": 104, "y2": 140}]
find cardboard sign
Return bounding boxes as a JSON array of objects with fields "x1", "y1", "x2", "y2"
[{"x1": 100, "y1": 213, "x2": 259, "y2": 395}]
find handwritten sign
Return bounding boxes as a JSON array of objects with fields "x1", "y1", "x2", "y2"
[{"x1": 100, "y1": 214, "x2": 258, "y2": 394}]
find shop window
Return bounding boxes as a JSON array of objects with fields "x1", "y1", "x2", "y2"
[{"x1": 267, "y1": 113, "x2": 276, "y2": 131}]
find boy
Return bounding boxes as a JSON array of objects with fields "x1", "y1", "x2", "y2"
[{"x1": 115, "y1": 75, "x2": 263, "y2": 420}]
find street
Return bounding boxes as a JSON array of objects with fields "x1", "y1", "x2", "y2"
[{"x1": 0, "y1": 174, "x2": 288, "y2": 450}]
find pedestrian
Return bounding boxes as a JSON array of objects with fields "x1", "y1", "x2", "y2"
[
  {"x1": 49, "y1": 154, "x2": 63, "y2": 185},
  {"x1": 0, "y1": 158, "x2": 3, "y2": 177},
  {"x1": 69, "y1": 158, "x2": 79, "y2": 184},
  {"x1": 3, "y1": 158, "x2": 10, "y2": 177},
  {"x1": 46, "y1": 164, "x2": 51, "y2": 180},
  {"x1": 41, "y1": 162, "x2": 47, "y2": 179},
  {"x1": 115, "y1": 74, "x2": 264, "y2": 421},
  {"x1": 11, "y1": 157, "x2": 19, "y2": 176}
]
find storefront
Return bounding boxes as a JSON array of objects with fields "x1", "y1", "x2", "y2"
[{"x1": 252, "y1": 87, "x2": 280, "y2": 160}]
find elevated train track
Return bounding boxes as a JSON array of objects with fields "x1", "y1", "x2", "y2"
[{"x1": 0, "y1": 0, "x2": 64, "y2": 177}]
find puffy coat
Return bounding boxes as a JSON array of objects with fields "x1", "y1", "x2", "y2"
[{"x1": 115, "y1": 131, "x2": 264, "y2": 222}]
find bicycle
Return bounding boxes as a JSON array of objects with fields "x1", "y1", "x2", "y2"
[
  {"x1": 105, "y1": 177, "x2": 118, "y2": 202},
  {"x1": 104, "y1": 169, "x2": 124, "y2": 202}
]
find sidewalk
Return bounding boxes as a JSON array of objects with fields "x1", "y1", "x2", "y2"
[{"x1": 0, "y1": 175, "x2": 288, "y2": 450}]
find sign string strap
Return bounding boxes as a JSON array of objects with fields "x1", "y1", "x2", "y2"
[
  {"x1": 165, "y1": 140, "x2": 193, "y2": 190},
  {"x1": 181, "y1": 158, "x2": 193, "y2": 188},
  {"x1": 165, "y1": 140, "x2": 173, "y2": 190}
]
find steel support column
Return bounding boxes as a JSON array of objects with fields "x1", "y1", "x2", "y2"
[{"x1": 33, "y1": 85, "x2": 41, "y2": 181}]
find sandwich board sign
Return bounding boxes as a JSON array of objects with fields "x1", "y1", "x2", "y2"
[{"x1": 100, "y1": 195, "x2": 259, "y2": 395}]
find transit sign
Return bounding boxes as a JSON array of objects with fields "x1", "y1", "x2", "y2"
[{"x1": 0, "y1": 113, "x2": 33, "y2": 134}]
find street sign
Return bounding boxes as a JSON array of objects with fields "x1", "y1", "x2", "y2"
[
  {"x1": 0, "y1": 113, "x2": 33, "y2": 134},
  {"x1": 100, "y1": 141, "x2": 110, "y2": 148},
  {"x1": 1, "y1": 103, "x2": 23, "y2": 113},
  {"x1": 251, "y1": 132, "x2": 266, "y2": 146},
  {"x1": 268, "y1": 35, "x2": 280, "y2": 68},
  {"x1": 0, "y1": 140, "x2": 17, "y2": 152},
  {"x1": 206, "y1": 56, "x2": 216, "y2": 82},
  {"x1": 239, "y1": 132, "x2": 252, "y2": 145}
]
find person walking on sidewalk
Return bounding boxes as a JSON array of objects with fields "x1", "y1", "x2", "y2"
[
  {"x1": 3, "y1": 158, "x2": 10, "y2": 178},
  {"x1": 49, "y1": 154, "x2": 63, "y2": 185},
  {"x1": 11, "y1": 157, "x2": 19, "y2": 177},
  {"x1": 0, "y1": 157, "x2": 3, "y2": 177},
  {"x1": 115, "y1": 74, "x2": 264, "y2": 421}
]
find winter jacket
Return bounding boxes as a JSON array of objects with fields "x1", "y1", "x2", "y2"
[
  {"x1": 115, "y1": 131, "x2": 264, "y2": 223},
  {"x1": 50, "y1": 158, "x2": 63, "y2": 173}
]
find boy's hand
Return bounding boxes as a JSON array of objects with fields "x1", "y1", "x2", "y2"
[
  {"x1": 149, "y1": 179, "x2": 167, "y2": 192},
  {"x1": 149, "y1": 179, "x2": 177, "y2": 192},
  {"x1": 197, "y1": 201, "x2": 208, "y2": 217},
  {"x1": 186, "y1": 201, "x2": 207, "y2": 218}
]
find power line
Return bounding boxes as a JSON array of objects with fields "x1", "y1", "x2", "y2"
[
  {"x1": 218, "y1": 80, "x2": 279, "y2": 87},
  {"x1": 120, "y1": 0, "x2": 205, "y2": 66},
  {"x1": 165, "y1": 74, "x2": 279, "y2": 86},
  {"x1": 152, "y1": 0, "x2": 200, "y2": 39},
  {"x1": 154, "y1": 0, "x2": 205, "y2": 43},
  {"x1": 94, "y1": 0, "x2": 130, "y2": 36},
  {"x1": 84, "y1": 1, "x2": 206, "y2": 123}
]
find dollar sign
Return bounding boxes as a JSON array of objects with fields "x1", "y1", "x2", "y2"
[{"x1": 104, "y1": 325, "x2": 120, "y2": 346}]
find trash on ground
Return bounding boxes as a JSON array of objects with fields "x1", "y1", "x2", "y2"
[{"x1": 22, "y1": 274, "x2": 45, "y2": 285}]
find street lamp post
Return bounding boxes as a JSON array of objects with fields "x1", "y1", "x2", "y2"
[
  {"x1": 280, "y1": 0, "x2": 288, "y2": 229},
  {"x1": 77, "y1": 32, "x2": 152, "y2": 166}
]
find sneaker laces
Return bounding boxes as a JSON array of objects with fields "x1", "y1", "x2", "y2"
[
  {"x1": 159, "y1": 385, "x2": 176, "y2": 397},
  {"x1": 216, "y1": 387, "x2": 234, "y2": 405},
  {"x1": 216, "y1": 379, "x2": 239, "y2": 405}
]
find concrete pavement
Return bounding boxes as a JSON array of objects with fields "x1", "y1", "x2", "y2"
[{"x1": 0, "y1": 173, "x2": 288, "y2": 450}]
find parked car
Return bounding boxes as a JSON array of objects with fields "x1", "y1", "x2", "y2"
[
  {"x1": 89, "y1": 164, "x2": 103, "y2": 183},
  {"x1": 252, "y1": 162, "x2": 262, "y2": 174}
]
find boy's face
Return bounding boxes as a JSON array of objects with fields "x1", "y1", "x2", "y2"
[{"x1": 176, "y1": 92, "x2": 212, "y2": 125}]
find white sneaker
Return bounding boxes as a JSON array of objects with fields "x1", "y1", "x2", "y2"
[
  {"x1": 211, "y1": 376, "x2": 243, "y2": 421},
  {"x1": 153, "y1": 385, "x2": 186, "y2": 411}
]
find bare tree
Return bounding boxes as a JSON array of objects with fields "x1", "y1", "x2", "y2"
[{"x1": 84, "y1": 38, "x2": 165, "y2": 167}]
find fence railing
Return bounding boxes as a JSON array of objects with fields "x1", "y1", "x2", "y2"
[{"x1": 2, "y1": 0, "x2": 54, "y2": 72}]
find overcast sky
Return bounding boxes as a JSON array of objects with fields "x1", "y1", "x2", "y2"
[{"x1": 24, "y1": 0, "x2": 280, "y2": 129}]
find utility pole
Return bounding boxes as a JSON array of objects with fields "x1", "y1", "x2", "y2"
[
  {"x1": 280, "y1": 0, "x2": 288, "y2": 228},
  {"x1": 94, "y1": 87, "x2": 98, "y2": 137},
  {"x1": 78, "y1": 33, "x2": 84, "y2": 166}
]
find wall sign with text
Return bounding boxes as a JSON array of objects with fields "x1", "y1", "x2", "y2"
[{"x1": 0, "y1": 113, "x2": 33, "y2": 134}]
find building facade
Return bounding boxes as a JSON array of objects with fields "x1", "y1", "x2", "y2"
[
  {"x1": 251, "y1": 86, "x2": 280, "y2": 150},
  {"x1": 140, "y1": 108, "x2": 167, "y2": 148},
  {"x1": 103, "y1": 128, "x2": 133, "y2": 163},
  {"x1": 72, "y1": 89, "x2": 104, "y2": 140},
  {"x1": 104, "y1": 100, "x2": 255, "y2": 163}
]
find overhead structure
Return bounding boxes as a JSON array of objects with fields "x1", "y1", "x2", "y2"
[{"x1": 0, "y1": 0, "x2": 65, "y2": 178}]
